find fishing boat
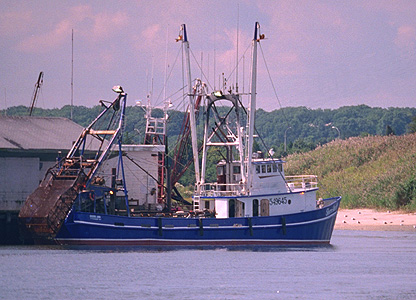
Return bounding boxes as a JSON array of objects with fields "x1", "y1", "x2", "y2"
[{"x1": 19, "y1": 23, "x2": 341, "y2": 246}]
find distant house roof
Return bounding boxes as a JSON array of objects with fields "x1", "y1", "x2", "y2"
[{"x1": 0, "y1": 116, "x2": 84, "y2": 150}]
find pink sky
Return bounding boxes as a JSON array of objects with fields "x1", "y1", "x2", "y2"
[{"x1": 1, "y1": 0, "x2": 415, "y2": 111}]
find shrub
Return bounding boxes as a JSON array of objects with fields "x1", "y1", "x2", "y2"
[{"x1": 393, "y1": 177, "x2": 416, "y2": 209}]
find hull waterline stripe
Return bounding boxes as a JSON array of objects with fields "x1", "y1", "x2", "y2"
[
  {"x1": 55, "y1": 238, "x2": 330, "y2": 246},
  {"x1": 71, "y1": 210, "x2": 337, "y2": 231}
]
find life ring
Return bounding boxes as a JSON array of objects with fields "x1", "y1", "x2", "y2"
[{"x1": 89, "y1": 191, "x2": 95, "y2": 201}]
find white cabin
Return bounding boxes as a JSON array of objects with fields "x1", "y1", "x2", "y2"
[{"x1": 198, "y1": 158, "x2": 319, "y2": 219}]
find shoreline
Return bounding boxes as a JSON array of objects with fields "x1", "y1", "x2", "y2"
[{"x1": 335, "y1": 209, "x2": 416, "y2": 232}]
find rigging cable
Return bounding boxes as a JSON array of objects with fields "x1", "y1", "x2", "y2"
[
  {"x1": 224, "y1": 43, "x2": 252, "y2": 93},
  {"x1": 153, "y1": 45, "x2": 183, "y2": 107},
  {"x1": 258, "y1": 43, "x2": 290, "y2": 128}
]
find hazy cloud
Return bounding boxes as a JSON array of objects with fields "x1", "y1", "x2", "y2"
[
  {"x1": 395, "y1": 25, "x2": 416, "y2": 57},
  {"x1": 1, "y1": 1, "x2": 416, "y2": 110},
  {"x1": 17, "y1": 19, "x2": 72, "y2": 53}
]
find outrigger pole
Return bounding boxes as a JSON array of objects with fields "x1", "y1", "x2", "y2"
[
  {"x1": 246, "y1": 22, "x2": 261, "y2": 194},
  {"x1": 179, "y1": 24, "x2": 201, "y2": 192}
]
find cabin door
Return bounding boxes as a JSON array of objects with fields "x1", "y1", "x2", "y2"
[
  {"x1": 217, "y1": 165, "x2": 226, "y2": 191},
  {"x1": 235, "y1": 200, "x2": 244, "y2": 217},
  {"x1": 253, "y1": 199, "x2": 259, "y2": 217},
  {"x1": 229, "y1": 199, "x2": 244, "y2": 218},
  {"x1": 260, "y1": 199, "x2": 269, "y2": 216}
]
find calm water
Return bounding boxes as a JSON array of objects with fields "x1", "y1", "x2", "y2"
[{"x1": 1, "y1": 230, "x2": 415, "y2": 300}]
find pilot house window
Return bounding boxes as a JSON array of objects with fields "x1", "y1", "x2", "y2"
[
  {"x1": 256, "y1": 163, "x2": 283, "y2": 174},
  {"x1": 253, "y1": 199, "x2": 259, "y2": 217}
]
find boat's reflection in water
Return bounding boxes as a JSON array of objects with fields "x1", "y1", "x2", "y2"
[{"x1": 61, "y1": 243, "x2": 336, "y2": 253}]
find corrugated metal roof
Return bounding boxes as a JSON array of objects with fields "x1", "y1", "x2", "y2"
[{"x1": 0, "y1": 116, "x2": 85, "y2": 150}]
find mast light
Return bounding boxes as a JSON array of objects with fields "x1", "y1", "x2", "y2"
[
  {"x1": 214, "y1": 90, "x2": 223, "y2": 97},
  {"x1": 112, "y1": 85, "x2": 124, "y2": 93}
]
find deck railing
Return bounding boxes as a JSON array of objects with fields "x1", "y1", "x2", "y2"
[
  {"x1": 196, "y1": 175, "x2": 318, "y2": 197},
  {"x1": 285, "y1": 175, "x2": 318, "y2": 191},
  {"x1": 197, "y1": 183, "x2": 244, "y2": 197}
]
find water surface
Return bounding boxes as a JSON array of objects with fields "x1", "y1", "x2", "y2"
[{"x1": 1, "y1": 230, "x2": 415, "y2": 299}]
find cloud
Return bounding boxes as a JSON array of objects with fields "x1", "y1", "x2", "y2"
[
  {"x1": 80, "y1": 9, "x2": 129, "y2": 42},
  {"x1": 357, "y1": 1, "x2": 416, "y2": 15},
  {"x1": 251, "y1": 2, "x2": 357, "y2": 80},
  {"x1": 3, "y1": 1, "x2": 416, "y2": 110},
  {"x1": 141, "y1": 24, "x2": 162, "y2": 47},
  {"x1": 395, "y1": 25, "x2": 416, "y2": 57},
  {"x1": 15, "y1": 5, "x2": 129, "y2": 53},
  {"x1": 17, "y1": 19, "x2": 72, "y2": 53},
  {"x1": 0, "y1": 10, "x2": 33, "y2": 37}
]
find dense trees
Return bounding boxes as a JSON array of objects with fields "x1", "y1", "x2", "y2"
[
  {"x1": 254, "y1": 105, "x2": 416, "y2": 157},
  {"x1": 2, "y1": 104, "x2": 415, "y2": 184},
  {"x1": 4, "y1": 104, "x2": 415, "y2": 208},
  {"x1": 408, "y1": 116, "x2": 416, "y2": 133}
]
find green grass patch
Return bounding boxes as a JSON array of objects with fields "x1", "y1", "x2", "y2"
[{"x1": 285, "y1": 133, "x2": 416, "y2": 211}]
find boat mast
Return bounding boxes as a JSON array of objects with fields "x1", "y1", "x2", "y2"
[
  {"x1": 247, "y1": 22, "x2": 260, "y2": 193},
  {"x1": 180, "y1": 24, "x2": 201, "y2": 191}
]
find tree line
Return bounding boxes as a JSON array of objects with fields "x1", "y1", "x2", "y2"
[
  {"x1": 3, "y1": 104, "x2": 415, "y2": 186},
  {"x1": 5, "y1": 103, "x2": 416, "y2": 153}
]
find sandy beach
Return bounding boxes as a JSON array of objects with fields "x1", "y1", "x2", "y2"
[{"x1": 335, "y1": 209, "x2": 416, "y2": 231}]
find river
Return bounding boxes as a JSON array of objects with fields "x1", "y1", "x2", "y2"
[{"x1": 1, "y1": 230, "x2": 415, "y2": 299}]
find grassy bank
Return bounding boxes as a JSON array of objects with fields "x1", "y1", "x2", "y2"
[{"x1": 285, "y1": 133, "x2": 416, "y2": 211}]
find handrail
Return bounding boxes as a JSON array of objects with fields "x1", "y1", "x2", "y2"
[
  {"x1": 197, "y1": 174, "x2": 318, "y2": 197},
  {"x1": 285, "y1": 175, "x2": 318, "y2": 191},
  {"x1": 197, "y1": 183, "x2": 244, "y2": 197}
]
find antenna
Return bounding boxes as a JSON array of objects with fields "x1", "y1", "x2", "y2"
[
  {"x1": 236, "y1": 3, "x2": 239, "y2": 93},
  {"x1": 214, "y1": 24, "x2": 216, "y2": 90},
  {"x1": 200, "y1": 51, "x2": 203, "y2": 80},
  {"x1": 71, "y1": 29, "x2": 74, "y2": 120},
  {"x1": 243, "y1": 54, "x2": 245, "y2": 93},
  {"x1": 4, "y1": 88, "x2": 6, "y2": 116},
  {"x1": 151, "y1": 54, "x2": 154, "y2": 104},
  {"x1": 163, "y1": 25, "x2": 169, "y2": 103},
  {"x1": 207, "y1": 53, "x2": 210, "y2": 89}
]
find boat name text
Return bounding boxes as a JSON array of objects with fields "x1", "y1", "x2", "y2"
[
  {"x1": 325, "y1": 206, "x2": 337, "y2": 216},
  {"x1": 269, "y1": 196, "x2": 292, "y2": 205}
]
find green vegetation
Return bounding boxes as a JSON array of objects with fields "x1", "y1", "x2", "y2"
[
  {"x1": 285, "y1": 134, "x2": 416, "y2": 211},
  {"x1": 254, "y1": 105, "x2": 416, "y2": 157},
  {"x1": 3, "y1": 104, "x2": 416, "y2": 150},
  {"x1": 3, "y1": 104, "x2": 416, "y2": 210}
]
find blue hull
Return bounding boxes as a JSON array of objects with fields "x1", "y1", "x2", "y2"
[{"x1": 55, "y1": 197, "x2": 341, "y2": 246}]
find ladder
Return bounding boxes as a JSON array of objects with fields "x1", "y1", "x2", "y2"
[
  {"x1": 145, "y1": 117, "x2": 166, "y2": 135},
  {"x1": 193, "y1": 195, "x2": 200, "y2": 211}
]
